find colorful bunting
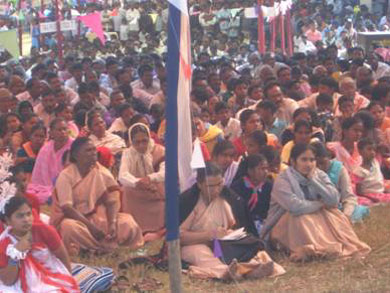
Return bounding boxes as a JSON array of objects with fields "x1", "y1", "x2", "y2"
[{"x1": 78, "y1": 12, "x2": 105, "y2": 45}]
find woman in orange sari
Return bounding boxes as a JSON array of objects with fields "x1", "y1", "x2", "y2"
[{"x1": 50, "y1": 137, "x2": 144, "y2": 255}]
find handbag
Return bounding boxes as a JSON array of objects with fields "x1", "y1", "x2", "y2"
[{"x1": 217, "y1": 234, "x2": 264, "y2": 265}]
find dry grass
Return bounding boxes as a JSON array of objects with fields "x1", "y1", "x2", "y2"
[{"x1": 73, "y1": 205, "x2": 390, "y2": 292}]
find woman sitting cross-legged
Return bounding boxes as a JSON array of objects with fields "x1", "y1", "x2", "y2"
[
  {"x1": 179, "y1": 162, "x2": 285, "y2": 280},
  {"x1": 262, "y1": 143, "x2": 371, "y2": 262},
  {"x1": 0, "y1": 196, "x2": 79, "y2": 292},
  {"x1": 50, "y1": 137, "x2": 144, "y2": 256}
]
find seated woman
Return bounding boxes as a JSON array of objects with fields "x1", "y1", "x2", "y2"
[
  {"x1": 262, "y1": 144, "x2": 371, "y2": 261},
  {"x1": 331, "y1": 96, "x2": 354, "y2": 142},
  {"x1": 312, "y1": 142, "x2": 368, "y2": 222},
  {"x1": 27, "y1": 118, "x2": 74, "y2": 204},
  {"x1": 119, "y1": 123, "x2": 165, "y2": 233},
  {"x1": 259, "y1": 145, "x2": 286, "y2": 180},
  {"x1": 129, "y1": 114, "x2": 162, "y2": 145},
  {"x1": 280, "y1": 108, "x2": 324, "y2": 146},
  {"x1": 231, "y1": 155, "x2": 272, "y2": 236},
  {"x1": 327, "y1": 116, "x2": 363, "y2": 174},
  {"x1": 352, "y1": 138, "x2": 390, "y2": 205},
  {"x1": 10, "y1": 113, "x2": 40, "y2": 155},
  {"x1": 212, "y1": 140, "x2": 239, "y2": 187},
  {"x1": 0, "y1": 196, "x2": 79, "y2": 292},
  {"x1": 0, "y1": 113, "x2": 21, "y2": 152},
  {"x1": 179, "y1": 162, "x2": 285, "y2": 280},
  {"x1": 368, "y1": 101, "x2": 390, "y2": 134},
  {"x1": 233, "y1": 109, "x2": 278, "y2": 158},
  {"x1": 88, "y1": 112, "x2": 126, "y2": 156},
  {"x1": 355, "y1": 110, "x2": 387, "y2": 147},
  {"x1": 54, "y1": 103, "x2": 79, "y2": 139},
  {"x1": 50, "y1": 137, "x2": 144, "y2": 255},
  {"x1": 281, "y1": 119, "x2": 318, "y2": 165},
  {"x1": 15, "y1": 122, "x2": 47, "y2": 174},
  {"x1": 194, "y1": 115, "x2": 224, "y2": 155}
]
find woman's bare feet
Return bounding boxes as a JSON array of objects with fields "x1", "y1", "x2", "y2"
[
  {"x1": 246, "y1": 261, "x2": 274, "y2": 279},
  {"x1": 227, "y1": 259, "x2": 244, "y2": 281}
]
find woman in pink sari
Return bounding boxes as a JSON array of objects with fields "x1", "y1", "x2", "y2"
[
  {"x1": 327, "y1": 116, "x2": 363, "y2": 174},
  {"x1": 27, "y1": 118, "x2": 74, "y2": 204}
]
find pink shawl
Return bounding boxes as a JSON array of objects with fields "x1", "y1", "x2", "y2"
[
  {"x1": 327, "y1": 141, "x2": 362, "y2": 174},
  {"x1": 27, "y1": 138, "x2": 74, "y2": 204}
]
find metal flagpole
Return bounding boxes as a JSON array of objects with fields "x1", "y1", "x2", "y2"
[{"x1": 166, "y1": 2, "x2": 183, "y2": 292}]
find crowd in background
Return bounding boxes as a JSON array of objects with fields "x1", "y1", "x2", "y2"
[
  {"x1": 1, "y1": 0, "x2": 390, "y2": 290},
  {"x1": 0, "y1": 0, "x2": 390, "y2": 63}
]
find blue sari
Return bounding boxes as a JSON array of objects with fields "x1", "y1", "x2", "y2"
[{"x1": 328, "y1": 160, "x2": 369, "y2": 223}]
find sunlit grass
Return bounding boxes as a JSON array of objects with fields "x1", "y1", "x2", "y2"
[{"x1": 67, "y1": 205, "x2": 390, "y2": 292}]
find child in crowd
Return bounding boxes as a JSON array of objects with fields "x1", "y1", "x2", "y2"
[
  {"x1": 231, "y1": 154, "x2": 272, "y2": 236},
  {"x1": 316, "y1": 93, "x2": 334, "y2": 141},
  {"x1": 260, "y1": 145, "x2": 285, "y2": 180},
  {"x1": 331, "y1": 96, "x2": 354, "y2": 141},
  {"x1": 352, "y1": 138, "x2": 390, "y2": 205},
  {"x1": 234, "y1": 129, "x2": 268, "y2": 181},
  {"x1": 214, "y1": 101, "x2": 241, "y2": 141}
]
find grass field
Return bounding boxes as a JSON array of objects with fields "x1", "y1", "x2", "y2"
[{"x1": 74, "y1": 205, "x2": 390, "y2": 292}]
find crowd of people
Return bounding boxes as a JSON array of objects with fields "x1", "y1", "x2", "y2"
[
  {"x1": 1, "y1": 0, "x2": 390, "y2": 63},
  {"x1": 1, "y1": 0, "x2": 390, "y2": 291}
]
